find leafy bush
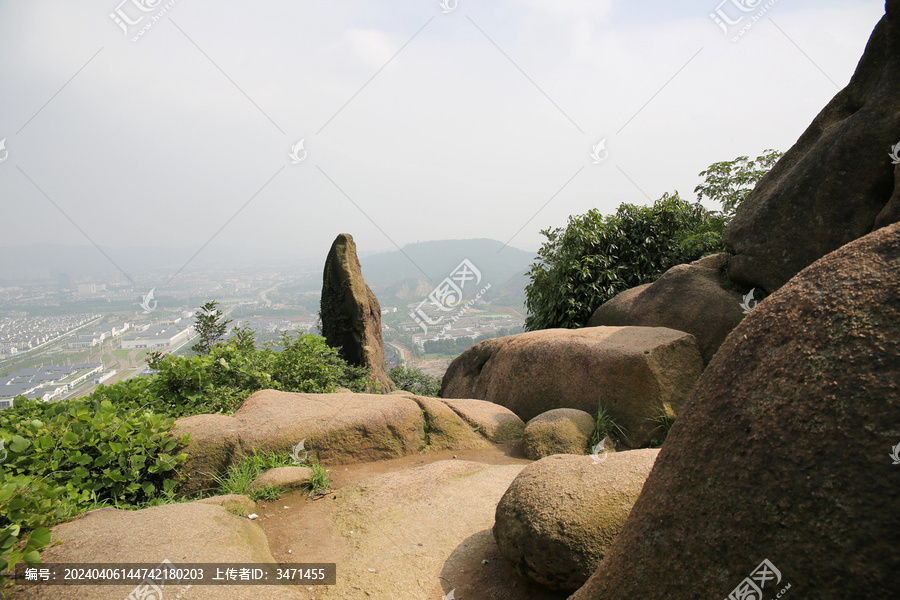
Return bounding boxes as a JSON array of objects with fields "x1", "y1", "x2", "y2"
[
  {"x1": 695, "y1": 149, "x2": 782, "y2": 219},
  {"x1": 143, "y1": 331, "x2": 371, "y2": 417},
  {"x1": 525, "y1": 192, "x2": 726, "y2": 330},
  {"x1": 523, "y1": 151, "x2": 783, "y2": 331},
  {"x1": 0, "y1": 396, "x2": 189, "y2": 583},
  {"x1": 388, "y1": 366, "x2": 441, "y2": 397}
]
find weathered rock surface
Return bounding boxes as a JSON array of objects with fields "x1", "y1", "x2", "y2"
[
  {"x1": 320, "y1": 233, "x2": 394, "y2": 392},
  {"x1": 16, "y1": 503, "x2": 300, "y2": 600},
  {"x1": 441, "y1": 398, "x2": 526, "y2": 443},
  {"x1": 194, "y1": 494, "x2": 256, "y2": 516},
  {"x1": 571, "y1": 222, "x2": 900, "y2": 600},
  {"x1": 403, "y1": 394, "x2": 492, "y2": 451},
  {"x1": 724, "y1": 8, "x2": 900, "y2": 293},
  {"x1": 232, "y1": 390, "x2": 423, "y2": 464},
  {"x1": 522, "y1": 408, "x2": 595, "y2": 460},
  {"x1": 586, "y1": 253, "x2": 745, "y2": 364},
  {"x1": 249, "y1": 466, "x2": 314, "y2": 493},
  {"x1": 175, "y1": 391, "x2": 510, "y2": 492},
  {"x1": 493, "y1": 451, "x2": 659, "y2": 591},
  {"x1": 441, "y1": 327, "x2": 703, "y2": 447},
  {"x1": 173, "y1": 414, "x2": 242, "y2": 495}
]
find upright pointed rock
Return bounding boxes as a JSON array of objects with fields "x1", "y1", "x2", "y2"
[{"x1": 320, "y1": 233, "x2": 395, "y2": 392}]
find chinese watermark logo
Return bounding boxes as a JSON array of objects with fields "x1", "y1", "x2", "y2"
[
  {"x1": 411, "y1": 259, "x2": 490, "y2": 335},
  {"x1": 109, "y1": 0, "x2": 181, "y2": 42},
  {"x1": 291, "y1": 439, "x2": 308, "y2": 464},
  {"x1": 590, "y1": 139, "x2": 609, "y2": 164},
  {"x1": 590, "y1": 438, "x2": 609, "y2": 464},
  {"x1": 889, "y1": 142, "x2": 900, "y2": 165},
  {"x1": 739, "y1": 289, "x2": 758, "y2": 315},
  {"x1": 439, "y1": 0, "x2": 458, "y2": 14},
  {"x1": 139, "y1": 288, "x2": 158, "y2": 314},
  {"x1": 710, "y1": 0, "x2": 780, "y2": 41},
  {"x1": 125, "y1": 558, "x2": 192, "y2": 600},
  {"x1": 289, "y1": 139, "x2": 307, "y2": 164},
  {"x1": 0, "y1": 138, "x2": 8, "y2": 164},
  {"x1": 725, "y1": 558, "x2": 790, "y2": 600},
  {"x1": 890, "y1": 443, "x2": 900, "y2": 465}
]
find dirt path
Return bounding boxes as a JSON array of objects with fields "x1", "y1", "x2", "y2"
[{"x1": 258, "y1": 443, "x2": 569, "y2": 600}]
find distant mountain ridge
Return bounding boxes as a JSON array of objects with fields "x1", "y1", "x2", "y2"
[
  {"x1": 360, "y1": 239, "x2": 534, "y2": 312},
  {"x1": 361, "y1": 239, "x2": 534, "y2": 290}
]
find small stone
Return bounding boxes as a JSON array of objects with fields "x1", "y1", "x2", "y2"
[
  {"x1": 247, "y1": 514, "x2": 259, "y2": 520},
  {"x1": 367, "y1": 568, "x2": 376, "y2": 573}
]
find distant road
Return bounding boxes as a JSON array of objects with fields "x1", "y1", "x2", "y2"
[
  {"x1": 385, "y1": 342, "x2": 410, "y2": 367},
  {"x1": 259, "y1": 284, "x2": 280, "y2": 308}
]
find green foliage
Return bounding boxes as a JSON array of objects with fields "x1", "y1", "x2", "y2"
[
  {"x1": 210, "y1": 450, "x2": 293, "y2": 499},
  {"x1": 524, "y1": 152, "x2": 782, "y2": 331},
  {"x1": 525, "y1": 192, "x2": 727, "y2": 330},
  {"x1": 142, "y1": 331, "x2": 370, "y2": 417},
  {"x1": 307, "y1": 462, "x2": 331, "y2": 497},
  {"x1": 588, "y1": 405, "x2": 625, "y2": 450},
  {"x1": 388, "y1": 366, "x2": 441, "y2": 397},
  {"x1": 0, "y1": 396, "x2": 188, "y2": 582},
  {"x1": 648, "y1": 407, "x2": 676, "y2": 445},
  {"x1": 211, "y1": 451, "x2": 330, "y2": 500},
  {"x1": 191, "y1": 300, "x2": 233, "y2": 356},
  {"x1": 695, "y1": 149, "x2": 783, "y2": 219}
]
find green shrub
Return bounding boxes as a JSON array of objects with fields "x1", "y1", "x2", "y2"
[
  {"x1": 388, "y1": 366, "x2": 441, "y2": 397},
  {"x1": 0, "y1": 396, "x2": 189, "y2": 583},
  {"x1": 526, "y1": 192, "x2": 726, "y2": 330},
  {"x1": 143, "y1": 331, "x2": 371, "y2": 416},
  {"x1": 524, "y1": 151, "x2": 782, "y2": 331}
]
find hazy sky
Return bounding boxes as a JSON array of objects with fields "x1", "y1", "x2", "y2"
[{"x1": 0, "y1": 0, "x2": 886, "y2": 271}]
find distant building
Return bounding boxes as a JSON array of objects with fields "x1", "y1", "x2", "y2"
[
  {"x1": 121, "y1": 323, "x2": 193, "y2": 350},
  {"x1": 94, "y1": 370, "x2": 117, "y2": 385},
  {"x1": 0, "y1": 363, "x2": 103, "y2": 406}
]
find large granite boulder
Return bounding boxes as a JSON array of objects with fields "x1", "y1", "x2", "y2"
[
  {"x1": 522, "y1": 408, "x2": 596, "y2": 460},
  {"x1": 321, "y1": 233, "x2": 394, "y2": 392},
  {"x1": 440, "y1": 327, "x2": 703, "y2": 448},
  {"x1": 16, "y1": 503, "x2": 301, "y2": 600},
  {"x1": 493, "y1": 451, "x2": 659, "y2": 591},
  {"x1": 174, "y1": 391, "x2": 509, "y2": 494},
  {"x1": 586, "y1": 253, "x2": 746, "y2": 364},
  {"x1": 571, "y1": 222, "x2": 900, "y2": 600},
  {"x1": 725, "y1": 6, "x2": 900, "y2": 293}
]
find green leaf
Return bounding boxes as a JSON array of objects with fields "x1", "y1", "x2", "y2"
[{"x1": 9, "y1": 435, "x2": 30, "y2": 453}]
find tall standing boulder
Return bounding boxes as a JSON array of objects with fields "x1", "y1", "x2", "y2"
[
  {"x1": 321, "y1": 233, "x2": 394, "y2": 392},
  {"x1": 570, "y1": 222, "x2": 900, "y2": 600},
  {"x1": 725, "y1": 6, "x2": 900, "y2": 293}
]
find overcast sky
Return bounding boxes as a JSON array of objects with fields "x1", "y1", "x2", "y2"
[{"x1": 0, "y1": 0, "x2": 886, "y2": 271}]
